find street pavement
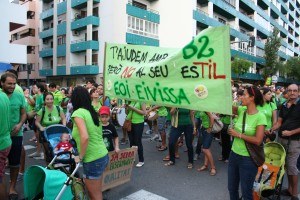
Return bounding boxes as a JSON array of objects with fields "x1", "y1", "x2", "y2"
[{"x1": 6, "y1": 125, "x2": 300, "y2": 200}]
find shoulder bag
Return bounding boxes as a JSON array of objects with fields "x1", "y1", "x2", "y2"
[
  {"x1": 243, "y1": 111, "x2": 265, "y2": 167},
  {"x1": 211, "y1": 113, "x2": 224, "y2": 134},
  {"x1": 123, "y1": 103, "x2": 136, "y2": 132}
]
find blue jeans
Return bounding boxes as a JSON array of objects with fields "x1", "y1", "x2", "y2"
[
  {"x1": 169, "y1": 125, "x2": 193, "y2": 164},
  {"x1": 128, "y1": 122, "x2": 144, "y2": 162},
  {"x1": 228, "y1": 151, "x2": 258, "y2": 200},
  {"x1": 83, "y1": 154, "x2": 109, "y2": 179}
]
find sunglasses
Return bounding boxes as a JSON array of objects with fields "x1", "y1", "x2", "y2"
[{"x1": 48, "y1": 113, "x2": 52, "y2": 121}]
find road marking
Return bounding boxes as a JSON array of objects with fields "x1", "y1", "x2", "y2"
[
  {"x1": 120, "y1": 189, "x2": 168, "y2": 200},
  {"x1": 24, "y1": 145, "x2": 36, "y2": 151}
]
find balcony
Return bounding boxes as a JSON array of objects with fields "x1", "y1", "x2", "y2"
[
  {"x1": 57, "y1": 1, "x2": 67, "y2": 15},
  {"x1": 39, "y1": 48, "x2": 53, "y2": 58},
  {"x1": 57, "y1": 22, "x2": 66, "y2": 36},
  {"x1": 42, "y1": 0, "x2": 54, "y2": 3},
  {"x1": 57, "y1": 45, "x2": 66, "y2": 57},
  {"x1": 126, "y1": 3, "x2": 160, "y2": 23},
  {"x1": 70, "y1": 40, "x2": 99, "y2": 53},
  {"x1": 40, "y1": 8, "x2": 53, "y2": 21},
  {"x1": 126, "y1": 33, "x2": 159, "y2": 46},
  {"x1": 57, "y1": 66, "x2": 66, "y2": 76},
  {"x1": 71, "y1": 0, "x2": 100, "y2": 9},
  {"x1": 39, "y1": 28, "x2": 53, "y2": 39},
  {"x1": 70, "y1": 65, "x2": 99, "y2": 75},
  {"x1": 71, "y1": 16, "x2": 100, "y2": 31},
  {"x1": 39, "y1": 68, "x2": 53, "y2": 77}
]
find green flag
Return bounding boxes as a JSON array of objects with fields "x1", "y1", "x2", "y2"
[{"x1": 104, "y1": 26, "x2": 232, "y2": 115}]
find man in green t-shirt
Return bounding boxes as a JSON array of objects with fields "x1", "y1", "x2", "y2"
[
  {"x1": 1, "y1": 72, "x2": 26, "y2": 199},
  {"x1": 0, "y1": 90, "x2": 11, "y2": 199},
  {"x1": 49, "y1": 83, "x2": 63, "y2": 106}
]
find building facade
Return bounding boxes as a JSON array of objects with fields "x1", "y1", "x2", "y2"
[
  {"x1": 0, "y1": 0, "x2": 27, "y2": 66},
  {"x1": 38, "y1": 0, "x2": 300, "y2": 86},
  {"x1": 10, "y1": 0, "x2": 42, "y2": 85}
]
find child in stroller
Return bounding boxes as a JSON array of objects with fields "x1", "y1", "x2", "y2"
[{"x1": 53, "y1": 132, "x2": 74, "y2": 159}]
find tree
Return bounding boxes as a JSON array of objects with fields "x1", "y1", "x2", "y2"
[
  {"x1": 286, "y1": 57, "x2": 300, "y2": 80},
  {"x1": 231, "y1": 56, "x2": 252, "y2": 79},
  {"x1": 263, "y1": 27, "x2": 281, "y2": 79}
]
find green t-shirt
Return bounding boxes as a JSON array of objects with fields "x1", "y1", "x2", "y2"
[
  {"x1": 221, "y1": 115, "x2": 231, "y2": 125},
  {"x1": 195, "y1": 111, "x2": 201, "y2": 119},
  {"x1": 232, "y1": 106, "x2": 267, "y2": 157},
  {"x1": 177, "y1": 108, "x2": 191, "y2": 126},
  {"x1": 0, "y1": 92, "x2": 12, "y2": 150},
  {"x1": 157, "y1": 106, "x2": 168, "y2": 117},
  {"x1": 199, "y1": 111, "x2": 210, "y2": 128},
  {"x1": 72, "y1": 108, "x2": 108, "y2": 163},
  {"x1": 257, "y1": 102, "x2": 277, "y2": 129},
  {"x1": 92, "y1": 101, "x2": 101, "y2": 113},
  {"x1": 9, "y1": 92, "x2": 26, "y2": 136},
  {"x1": 35, "y1": 94, "x2": 44, "y2": 112},
  {"x1": 15, "y1": 84, "x2": 24, "y2": 96},
  {"x1": 127, "y1": 101, "x2": 144, "y2": 124},
  {"x1": 25, "y1": 95, "x2": 34, "y2": 112},
  {"x1": 61, "y1": 97, "x2": 70, "y2": 114},
  {"x1": 52, "y1": 90, "x2": 63, "y2": 106},
  {"x1": 37, "y1": 106, "x2": 63, "y2": 127}
]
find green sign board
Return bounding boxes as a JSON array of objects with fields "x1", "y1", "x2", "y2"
[{"x1": 104, "y1": 26, "x2": 232, "y2": 115}]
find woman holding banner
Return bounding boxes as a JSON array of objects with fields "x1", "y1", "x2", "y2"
[
  {"x1": 125, "y1": 101, "x2": 147, "y2": 167},
  {"x1": 165, "y1": 108, "x2": 196, "y2": 169},
  {"x1": 227, "y1": 87, "x2": 266, "y2": 200}
]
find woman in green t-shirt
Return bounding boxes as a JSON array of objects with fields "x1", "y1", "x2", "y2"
[
  {"x1": 258, "y1": 87, "x2": 277, "y2": 142},
  {"x1": 165, "y1": 108, "x2": 197, "y2": 169},
  {"x1": 125, "y1": 101, "x2": 147, "y2": 168},
  {"x1": 72, "y1": 86, "x2": 108, "y2": 200},
  {"x1": 90, "y1": 88, "x2": 101, "y2": 113},
  {"x1": 227, "y1": 87, "x2": 267, "y2": 200}
]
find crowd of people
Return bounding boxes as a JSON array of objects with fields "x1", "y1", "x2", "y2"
[{"x1": 0, "y1": 69, "x2": 300, "y2": 200}]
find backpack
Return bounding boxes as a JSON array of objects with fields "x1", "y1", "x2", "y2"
[{"x1": 40, "y1": 106, "x2": 61, "y2": 123}]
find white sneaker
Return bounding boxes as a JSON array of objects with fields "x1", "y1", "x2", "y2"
[
  {"x1": 28, "y1": 152, "x2": 43, "y2": 158},
  {"x1": 193, "y1": 154, "x2": 199, "y2": 161},
  {"x1": 136, "y1": 162, "x2": 144, "y2": 167},
  {"x1": 150, "y1": 134, "x2": 159, "y2": 141},
  {"x1": 145, "y1": 130, "x2": 152, "y2": 135}
]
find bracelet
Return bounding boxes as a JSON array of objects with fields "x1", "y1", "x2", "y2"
[{"x1": 193, "y1": 128, "x2": 197, "y2": 130}]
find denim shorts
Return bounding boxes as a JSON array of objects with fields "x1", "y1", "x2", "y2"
[
  {"x1": 8, "y1": 136, "x2": 23, "y2": 167},
  {"x1": 83, "y1": 154, "x2": 109, "y2": 180},
  {"x1": 201, "y1": 128, "x2": 213, "y2": 149},
  {"x1": 157, "y1": 116, "x2": 167, "y2": 132}
]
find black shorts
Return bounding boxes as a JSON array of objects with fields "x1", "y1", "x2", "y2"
[{"x1": 8, "y1": 136, "x2": 23, "y2": 167}]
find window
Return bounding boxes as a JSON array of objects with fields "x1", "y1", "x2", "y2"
[
  {"x1": 57, "y1": 36, "x2": 66, "y2": 45},
  {"x1": 132, "y1": 1, "x2": 147, "y2": 10},
  {"x1": 127, "y1": 16, "x2": 159, "y2": 39}
]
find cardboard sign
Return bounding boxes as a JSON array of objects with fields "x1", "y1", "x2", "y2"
[
  {"x1": 102, "y1": 147, "x2": 138, "y2": 191},
  {"x1": 104, "y1": 26, "x2": 232, "y2": 115}
]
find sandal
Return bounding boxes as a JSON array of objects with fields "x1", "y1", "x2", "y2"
[
  {"x1": 165, "y1": 161, "x2": 174, "y2": 166},
  {"x1": 210, "y1": 168, "x2": 217, "y2": 176},
  {"x1": 187, "y1": 163, "x2": 193, "y2": 169},
  {"x1": 158, "y1": 146, "x2": 168, "y2": 151},
  {"x1": 163, "y1": 156, "x2": 170, "y2": 161},
  {"x1": 197, "y1": 165, "x2": 208, "y2": 171}
]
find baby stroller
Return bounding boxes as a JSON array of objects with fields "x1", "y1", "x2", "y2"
[
  {"x1": 253, "y1": 142, "x2": 286, "y2": 200},
  {"x1": 24, "y1": 161, "x2": 87, "y2": 199},
  {"x1": 42, "y1": 124, "x2": 76, "y2": 173}
]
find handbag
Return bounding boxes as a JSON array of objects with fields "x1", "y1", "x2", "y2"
[
  {"x1": 242, "y1": 111, "x2": 265, "y2": 167},
  {"x1": 123, "y1": 103, "x2": 136, "y2": 132},
  {"x1": 211, "y1": 113, "x2": 224, "y2": 134}
]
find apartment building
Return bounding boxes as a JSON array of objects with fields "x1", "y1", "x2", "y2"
[
  {"x1": 38, "y1": 0, "x2": 300, "y2": 86},
  {"x1": 10, "y1": 0, "x2": 41, "y2": 85}
]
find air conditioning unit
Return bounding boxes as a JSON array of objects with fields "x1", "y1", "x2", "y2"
[
  {"x1": 73, "y1": 31, "x2": 80, "y2": 36},
  {"x1": 75, "y1": 13, "x2": 81, "y2": 20},
  {"x1": 43, "y1": 39, "x2": 48, "y2": 44}
]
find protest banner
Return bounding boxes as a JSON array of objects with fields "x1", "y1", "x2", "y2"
[
  {"x1": 104, "y1": 26, "x2": 232, "y2": 115},
  {"x1": 102, "y1": 147, "x2": 138, "y2": 191}
]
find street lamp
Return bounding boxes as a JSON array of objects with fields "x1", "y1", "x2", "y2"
[{"x1": 27, "y1": 64, "x2": 32, "y2": 87}]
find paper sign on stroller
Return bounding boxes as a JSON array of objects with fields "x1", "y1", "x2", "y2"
[{"x1": 102, "y1": 147, "x2": 138, "y2": 191}]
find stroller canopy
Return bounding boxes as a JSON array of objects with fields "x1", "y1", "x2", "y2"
[{"x1": 24, "y1": 165, "x2": 73, "y2": 200}]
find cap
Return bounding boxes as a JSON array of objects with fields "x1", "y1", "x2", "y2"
[
  {"x1": 276, "y1": 86, "x2": 282, "y2": 90},
  {"x1": 99, "y1": 106, "x2": 110, "y2": 115}
]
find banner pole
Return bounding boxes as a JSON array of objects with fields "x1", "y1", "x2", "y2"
[{"x1": 103, "y1": 42, "x2": 107, "y2": 98}]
